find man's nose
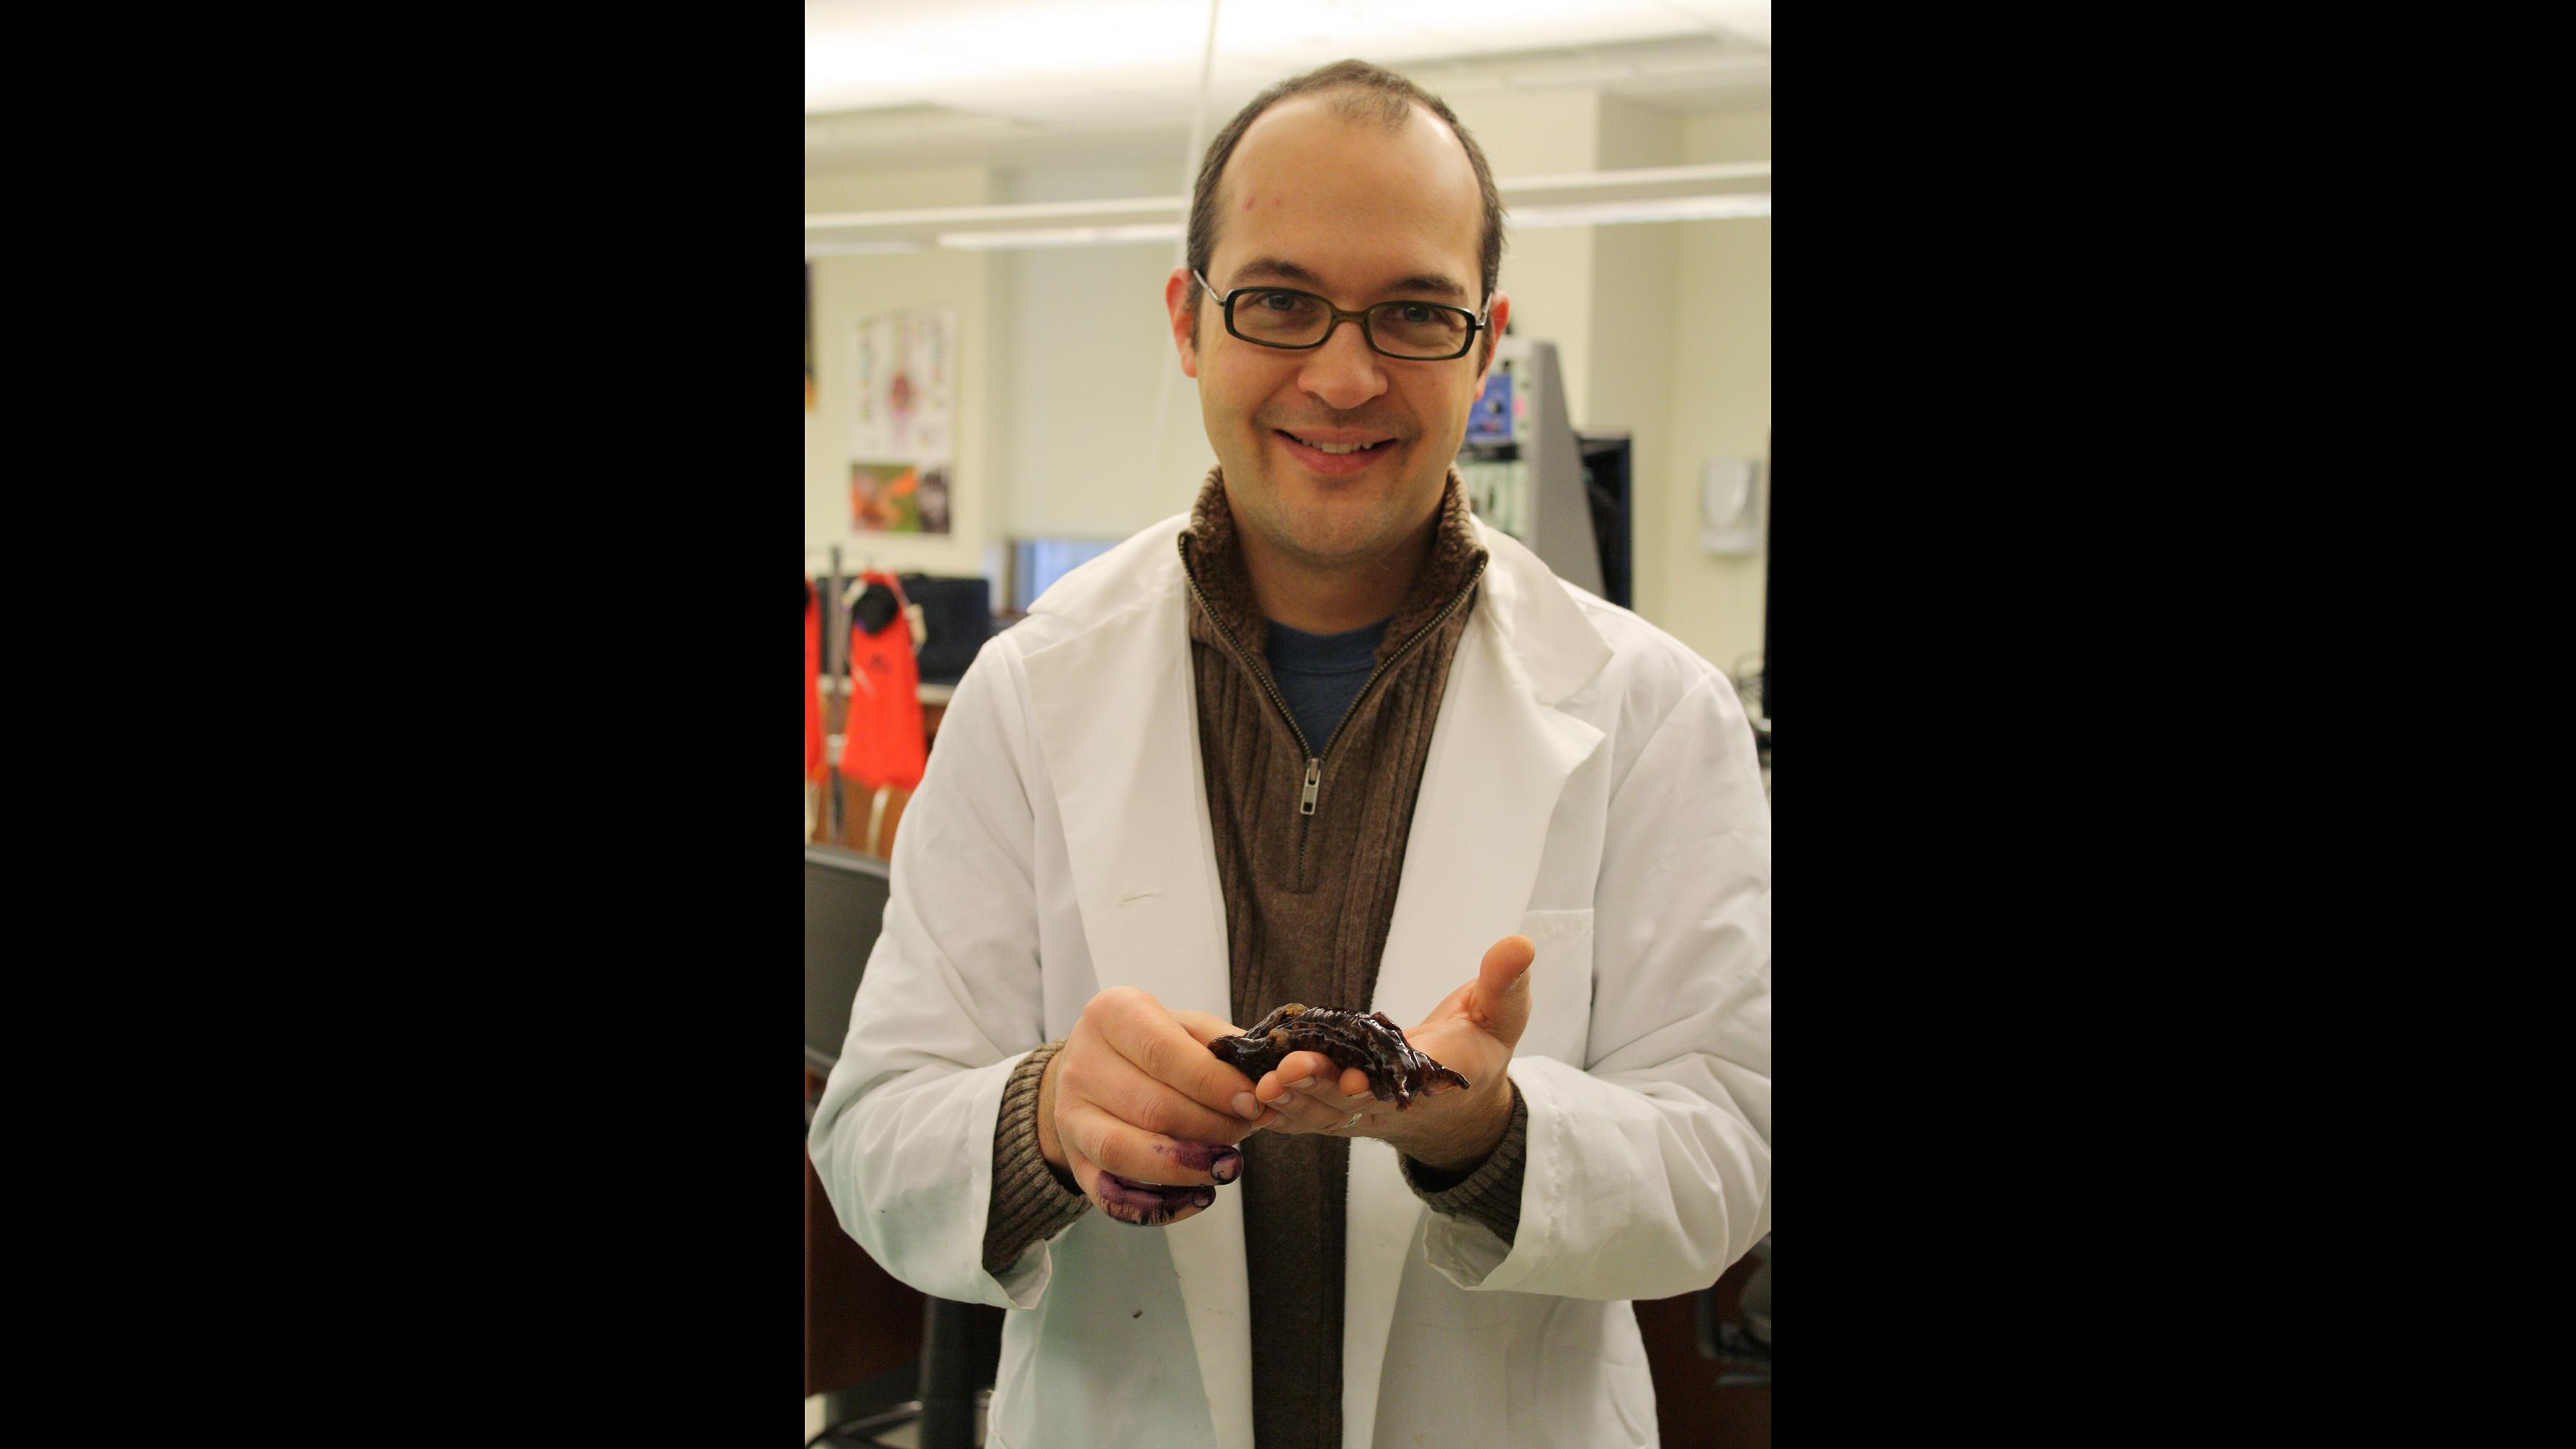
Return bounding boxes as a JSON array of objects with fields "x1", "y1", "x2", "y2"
[{"x1": 1295, "y1": 319, "x2": 1388, "y2": 412}]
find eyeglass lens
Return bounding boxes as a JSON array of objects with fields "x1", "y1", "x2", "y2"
[{"x1": 1231, "y1": 289, "x2": 1471, "y2": 358}]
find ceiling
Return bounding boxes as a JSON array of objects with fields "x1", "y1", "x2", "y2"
[{"x1": 805, "y1": 0, "x2": 1771, "y2": 173}]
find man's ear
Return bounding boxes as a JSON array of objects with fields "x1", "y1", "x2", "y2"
[
  {"x1": 1475, "y1": 291, "x2": 1512, "y2": 383},
  {"x1": 1164, "y1": 267, "x2": 1200, "y2": 380}
]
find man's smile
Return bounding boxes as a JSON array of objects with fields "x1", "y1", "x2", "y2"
[
  {"x1": 1270, "y1": 425, "x2": 1402, "y2": 475},
  {"x1": 1273, "y1": 428, "x2": 1398, "y2": 475}
]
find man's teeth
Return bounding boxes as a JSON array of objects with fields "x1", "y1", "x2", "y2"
[{"x1": 1292, "y1": 434, "x2": 1382, "y2": 455}]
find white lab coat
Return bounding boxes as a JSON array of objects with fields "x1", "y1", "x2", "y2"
[{"x1": 810, "y1": 512, "x2": 1771, "y2": 1449}]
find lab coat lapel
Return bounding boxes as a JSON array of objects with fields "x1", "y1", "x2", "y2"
[
  {"x1": 1342, "y1": 564, "x2": 1608, "y2": 1449},
  {"x1": 1020, "y1": 578, "x2": 1255, "y2": 1449}
]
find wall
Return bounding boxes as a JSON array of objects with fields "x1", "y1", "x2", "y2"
[
  {"x1": 1585, "y1": 97, "x2": 1685, "y2": 628},
  {"x1": 805, "y1": 167, "x2": 1007, "y2": 581},
  {"x1": 994, "y1": 158, "x2": 1216, "y2": 542},
  {"x1": 1443, "y1": 88, "x2": 1600, "y2": 418},
  {"x1": 1657, "y1": 110, "x2": 1772, "y2": 679}
]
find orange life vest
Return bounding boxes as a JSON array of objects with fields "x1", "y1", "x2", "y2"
[
  {"x1": 838, "y1": 572, "x2": 927, "y2": 790},
  {"x1": 805, "y1": 577, "x2": 825, "y2": 781}
]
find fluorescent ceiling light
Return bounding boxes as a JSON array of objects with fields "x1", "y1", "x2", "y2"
[
  {"x1": 807, "y1": 196, "x2": 1183, "y2": 232},
  {"x1": 1502, "y1": 161, "x2": 1769, "y2": 196},
  {"x1": 805, "y1": 238, "x2": 927, "y2": 256},
  {"x1": 1510, "y1": 194, "x2": 1772, "y2": 227},
  {"x1": 934, "y1": 223, "x2": 1184, "y2": 249}
]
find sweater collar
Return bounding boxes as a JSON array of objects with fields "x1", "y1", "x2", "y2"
[{"x1": 1178, "y1": 466, "x2": 1486, "y2": 665}]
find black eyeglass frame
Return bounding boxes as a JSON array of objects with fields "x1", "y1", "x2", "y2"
[{"x1": 1192, "y1": 271, "x2": 1491, "y2": 361}]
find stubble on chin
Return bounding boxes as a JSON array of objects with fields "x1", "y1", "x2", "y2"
[{"x1": 1240, "y1": 478, "x2": 1444, "y2": 575}]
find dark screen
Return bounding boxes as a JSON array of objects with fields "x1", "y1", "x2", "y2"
[
  {"x1": 806, "y1": 846, "x2": 893, "y2": 1071},
  {"x1": 1576, "y1": 431, "x2": 1632, "y2": 611}
]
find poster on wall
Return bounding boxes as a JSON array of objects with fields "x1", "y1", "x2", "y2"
[{"x1": 849, "y1": 305, "x2": 956, "y2": 534}]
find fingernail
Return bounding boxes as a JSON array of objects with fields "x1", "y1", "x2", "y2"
[
  {"x1": 1211, "y1": 1149, "x2": 1242, "y2": 1183},
  {"x1": 1232, "y1": 1092, "x2": 1262, "y2": 1119},
  {"x1": 1284, "y1": 1076, "x2": 1314, "y2": 1092},
  {"x1": 1194, "y1": 1188, "x2": 1216, "y2": 1208}
]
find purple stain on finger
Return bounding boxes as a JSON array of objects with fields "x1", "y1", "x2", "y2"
[
  {"x1": 1160, "y1": 1141, "x2": 1246, "y2": 1183},
  {"x1": 1095, "y1": 1173, "x2": 1172, "y2": 1213},
  {"x1": 1096, "y1": 1172, "x2": 1211, "y2": 1225}
]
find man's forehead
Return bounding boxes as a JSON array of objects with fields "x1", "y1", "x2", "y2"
[
  {"x1": 1213, "y1": 91, "x2": 1482, "y2": 294},
  {"x1": 1227, "y1": 91, "x2": 1468, "y2": 187}
]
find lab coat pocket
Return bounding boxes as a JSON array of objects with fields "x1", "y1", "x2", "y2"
[
  {"x1": 1374, "y1": 1322, "x2": 1510, "y2": 1445},
  {"x1": 1510, "y1": 1297, "x2": 1655, "y2": 1446},
  {"x1": 1515, "y1": 908, "x2": 1593, "y2": 1066}
]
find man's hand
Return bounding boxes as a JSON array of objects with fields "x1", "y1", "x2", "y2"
[
  {"x1": 1250, "y1": 935, "x2": 1536, "y2": 1172},
  {"x1": 1038, "y1": 986, "x2": 1278, "y2": 1226}
]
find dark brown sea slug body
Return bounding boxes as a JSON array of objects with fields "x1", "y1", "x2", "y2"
[{"x1": 1206, "y1": 1005, "x2": 1471, "y2": 1109}]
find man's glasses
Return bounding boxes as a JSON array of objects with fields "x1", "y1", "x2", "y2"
[{"x1": 1195, "y1": 272, "x2": 1488, "y2": 361}]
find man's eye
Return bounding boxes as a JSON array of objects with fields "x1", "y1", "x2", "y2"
[
  {"x1": 1255, "y1": 291, "x2": 1308, "y2": 311},
  {"x1": 1394, "y1": 305, "x2": 1437, "y2": 323}
]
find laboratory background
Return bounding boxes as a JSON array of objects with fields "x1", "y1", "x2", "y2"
[{"x1": 804, "y1": 3, "x2": 1772, "y2": 1445}]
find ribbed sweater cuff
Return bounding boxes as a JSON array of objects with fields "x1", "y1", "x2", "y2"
[
  {"x1": 982, "y1": 1039, "x2": 1091, "y2": 1276},
  {"x1": 1398, "y1": 1080, "x2": 1528, "y2": 1247}
]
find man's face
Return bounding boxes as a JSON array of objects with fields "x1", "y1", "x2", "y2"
[{"x1": 1166, "y1": 95, "x2": 1510, "y2": 575}]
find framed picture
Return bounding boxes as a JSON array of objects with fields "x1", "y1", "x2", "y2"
[{"x1": 849, "y1": 307, "x2": 957, "y2": 533}]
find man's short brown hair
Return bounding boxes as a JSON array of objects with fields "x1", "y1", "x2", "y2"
[{"x1": 1185, "y1": 60, "x2": 1505, "y2": 332}]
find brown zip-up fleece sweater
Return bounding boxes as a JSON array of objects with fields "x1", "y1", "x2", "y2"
[{"x1": 981, "y1": 469, "x2": 1532, "y2": 1449}]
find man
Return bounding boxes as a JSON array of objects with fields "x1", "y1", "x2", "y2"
[{"x1": 809, "y1": 59, "x2": 1770, "y2": 1449}]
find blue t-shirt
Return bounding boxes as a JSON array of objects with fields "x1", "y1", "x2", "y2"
[{"x1": 1264, "y1": 617, "x2": 1389, "y2": 754}]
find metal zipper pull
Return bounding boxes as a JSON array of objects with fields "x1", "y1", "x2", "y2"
[{"x1": 1301, "y1": 757, "x2": 1321, "y2": 816}]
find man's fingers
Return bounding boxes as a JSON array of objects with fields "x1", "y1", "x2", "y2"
[
  {"x1": 1253, "y1": 1069, "x2": 1378, "y2": 1134},
  {"x1": 1168, "y1": 1010, "x2": 1278, "y2": 1120},
  {"x1": 1097, "y1": 991, "x2": 1264, "y2": 1119},
  {"x1": 1098, "y1": 1171, "x2": 1216, "y2": 1224},
  {"x1": 1058, "y1": 1100, "x2": 1248, "y2": 1188},
  {"x1": 1067, "y1": 1153, "x2": 1217, "y2": 1227},
  {"x1": 1062, "y1": 1033, "x2": 1265, "y2": 1145},
  {"x1": 1260, "y1": 1096, "x2": 1356, "y2": 1135},
  {"x1": 1260, "y1": 1049, "x2": 1366, "y2": 1098},
  {"x1": 1168, "y1": 1008, "x2": 1242, "y2": 1044},
  {"x1": 1252, "y1": 1071, "x2": 1332, "y2": 1125}
]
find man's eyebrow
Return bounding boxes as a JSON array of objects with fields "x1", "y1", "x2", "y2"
[
  {"x1": 1381, "y1": 272, "x2": 1470, "y2": 302},
  {"x1": 1228, "y1": 258, "x2": 1470, "y2": 302},
  {"x1": 1228, "y1": 258, "x2": 1326, "y2": 290}
]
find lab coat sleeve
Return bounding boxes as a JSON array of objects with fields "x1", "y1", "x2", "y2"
[
  {"x1": 807, "y1": 640, "x2": 1062, "y2": 1308},
  {"x1": 1424, "y1": 671, "x2": 1772, "y2": 1299}
]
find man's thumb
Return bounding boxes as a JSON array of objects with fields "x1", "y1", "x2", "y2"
[{"x1": 1476, "y1": 935, "x2": 1538, "y2": 1038}]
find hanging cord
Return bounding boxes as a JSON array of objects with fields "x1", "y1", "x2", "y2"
[{"x1": 1143, "y1": 0, "x2": 1222, "y2": 497}]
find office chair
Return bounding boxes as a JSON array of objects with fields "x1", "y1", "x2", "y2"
[
  {"x1": 1696, "y1": 1233, "x2": 1772, "y2": 1389},
  {"x1": 810, "y1": 1297, "x2": 1001, "y2": 1449}
]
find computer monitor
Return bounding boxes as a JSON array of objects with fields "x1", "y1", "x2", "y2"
[
  {"x1": 1575, "y1": 431, "x2": 1632, "y2": 611},
  {"x1": 807, "y1": 845, "x2": 892, "y2": 1074},
  {"x1": 897, "y1": 573, "x2": 995, "y2": 686}
]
